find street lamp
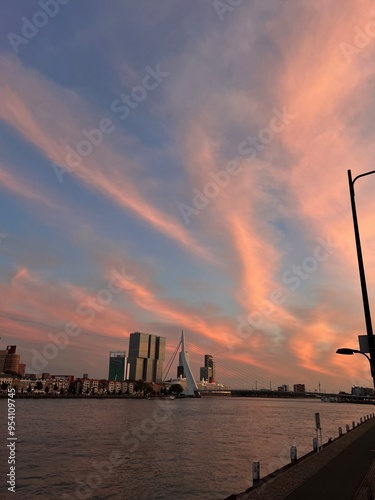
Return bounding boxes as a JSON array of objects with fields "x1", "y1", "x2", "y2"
[
  {"x1": 348, "y1": 169, "x2": 375, "y2": 387},
  {"x1": 336, "y1": 347, "x2": 375, "y2": 375}
]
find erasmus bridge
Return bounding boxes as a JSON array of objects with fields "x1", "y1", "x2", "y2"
[{"x1": 162, "y1": 331, "x2": 201, "y2": 397}]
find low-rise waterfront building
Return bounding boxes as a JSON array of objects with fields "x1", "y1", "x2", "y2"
[
  {"x1": 0, "y1": 374, "x2": 13, "y2": 390},
  {"x1": 351, "y1": 386, "x2": 374, "y2": 397}
]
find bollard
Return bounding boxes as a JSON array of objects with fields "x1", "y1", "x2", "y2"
[
  {"x1": 313, "y1": 437, "x2": 318, "y2": 452},
  {"x1": 252, "y1": 461, "x2": 260, "y2": 485},
  {"x1": 352, "y1": 421, "x2": 355, "y2": 429},
  {"x1": 290, "y1": 445, "x2": 297, "y2": 462},
  {"x1": 338, "y1": 426, "x2": 343, "y2": 437},
  {"x1": 360, "y1": 417, "x2": 363, "y2": 424},
  {"x1": 346, "y1": 424, "x2": 350, "y2": 433}
]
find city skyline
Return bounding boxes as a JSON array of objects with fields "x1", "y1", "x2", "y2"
[
  {"x1": 2, "y1": 2, "x2": 375, "y2": 393},
  {"x1": 0, "y1": 339, "x2": 360, "y2": 394}
]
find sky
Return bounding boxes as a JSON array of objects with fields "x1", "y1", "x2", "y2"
[{"x1": 1, "y1": 0, "x2": 375, "y2": 392}]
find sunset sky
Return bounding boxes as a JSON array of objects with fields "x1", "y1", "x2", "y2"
[{"x1": 1, "y1": 0, "x2": 375, "y2": 392}]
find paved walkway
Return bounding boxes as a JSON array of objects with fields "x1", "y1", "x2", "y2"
[{"x1": 228, "y1": 415, "x2": 375, "y2": 500}]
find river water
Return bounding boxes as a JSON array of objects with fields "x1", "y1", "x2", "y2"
[{"x1": 0, "y1": 397, "x2": 373, "y2": 499}]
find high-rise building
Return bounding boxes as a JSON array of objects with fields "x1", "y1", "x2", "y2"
[
  {"x1": 108, "y1": 351, "x2": 127, "y2": 381},
  {"x1": 293, "y1": 384, "x2": 305, "y2": 393},
  {"x1": 3, "y1": 345, "x2": 20, "y2": 374},
  {"x1": 177, "y1": 350, "x2": 189, "y2": 378},
  {"x1": 200, "y1": 354, "x2": 215, "y2": 383},
  {"x1": 0, "y1": 350, "x2": 7, "y2": 372},
  {"x1": 128, "y1": 332, "x2": 165, "y2": 383},
  {"x1": 18, "y1": 364, "x2": 26, "y2": 377}
]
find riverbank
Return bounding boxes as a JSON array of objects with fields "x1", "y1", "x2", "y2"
[{"x1": 227, "y1": 413, "x2": 375, "y2": 499}]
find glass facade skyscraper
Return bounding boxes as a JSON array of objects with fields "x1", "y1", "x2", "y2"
[
  {"x1": 200, "y1": 354, "x2": 215, "y2": 382},
  {"x1": 108, "y1": 351, "x2": 127, "y2": 381}
]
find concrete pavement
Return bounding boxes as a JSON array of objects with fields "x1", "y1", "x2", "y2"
[{"x1": 227, "y1": 414, "x2": 375, "y2": 500}]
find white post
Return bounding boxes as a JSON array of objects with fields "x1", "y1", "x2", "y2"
[
  {"x1": 252, "y1": 461, "x2": 260, "y2": 485},
  {"x1": 313, "y1": 437, "x2": 318, "y2": 452},
  {"x1": 315, "y1": 412, "x2": 323, "y2": 451},
  {"x1": 319, "y1": 428, "x2": 323, "y2": 451}
]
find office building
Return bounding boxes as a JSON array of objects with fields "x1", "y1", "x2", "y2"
[
  {"x1": 200, "y1": 354, "x2": 215, "y2": 383},
  {"x1": 351, "y1": 386, "x2": 374, "y2": 397},
  {"x1": 128, "y1": 332, "x2": 165, "y2": 383},
  {"x1": 293, "y1": 384, "x2": 305, "y2": 393},
  {"x1": 3, "y1": 345, "x2": 20, "y2": 374},
  {"x1": 177, "y1": 350, "x2": 189, "y2": 378},
  {"x1": 108, "y1": 351, "x2": 127, "y2": 381}
]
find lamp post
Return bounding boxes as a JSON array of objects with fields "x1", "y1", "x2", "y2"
[
  {"x1": 336, "y1": 347, "x2": 375, "y2": 376},
  {"x1": 348, "y1": 169, "x2": 375, "y2": 387}
]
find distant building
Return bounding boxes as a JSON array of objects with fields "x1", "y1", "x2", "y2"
[
  {"x1": 278, "y1": 384, "x2": 289, "y2": 392},
  {"x1": 351, "y1": 386, "x2": 374, "y2": 397},
  {"x1": 18, "y1": 364, "x2": 26, "y2": 377},
  {"x1": 3, "y1": 345, "x2": 20, "y2": 374},
  {"x1": 128, "y1": 332, "x2": 165, "y2": 383},
  {"x1": 75, "y1": 377, "x2": 100, "y2": 394},
  {"x1": 0, "y1": 374, "x2": 13, "y2": 390},
  {"x1": 293, "y1": 384, "x2": 305, "y2": 393},
  {"x1": 0, "y1": 349, "x2": 7, "y2": 372},
  {"x1": 51, "y1": 375, "x2": 75, "y2": 384},
  {"x1": 177, "y1": 351, "x2": 189, "y2": 378},
  {"x1": 200, "y1": 354, "x2": 215, "y2": 383},
  {"x1": 108, "y1": 351, "x2": 127, "y2": 381},
  {"x1": 25, "y1": 373, "x2": 42, "y2": 380}
]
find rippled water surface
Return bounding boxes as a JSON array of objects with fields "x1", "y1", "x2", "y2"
[{"x1": 0, "y1": 397, "x2": 373, "y2": 499}]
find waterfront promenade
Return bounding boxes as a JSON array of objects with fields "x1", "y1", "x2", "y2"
[{"x1": 228, "y1": 415, "x2": 375, "y2": 500}]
